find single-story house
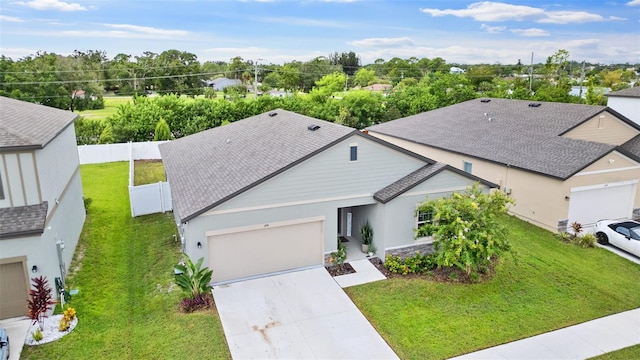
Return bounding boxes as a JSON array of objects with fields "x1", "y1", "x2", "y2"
[
  {"x1": 160, "y1": 109, "x2": 495, "y2": 283},
  {"x1": 605, "y1": 86, "x2": 640, "y2": 126},
  {"x1": 0, "y1": 96, "x2": 86, "y2": 319},
  {"x1": 368, "y1": 98, "x2": 640, "y2": 233}
]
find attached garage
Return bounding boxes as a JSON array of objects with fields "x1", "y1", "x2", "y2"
[
  {"x1": 568, "y1": 180, "x2": 638, "y2": 228},
  {"x1": 0, "y1": 257, "x2": 29, "y2": 319},
  {"x1": 207, "y1": 217, "x2": 324, "y2": 283}
]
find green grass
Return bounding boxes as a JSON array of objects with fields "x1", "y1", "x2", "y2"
[
  {"x1": 346, "y1": 216, "x2": 640, "y2": 360},
  {"x1": 134, "y1": 160, "x2": 166, "y2": 186},
  {"x1": 590, "y1": 345, "x2": 640, "y2": 359},
  {"x1": 76, "y1": 96, "x2": 131, "y2": 120},
  {"x1": 21, "y1": 162, "x2": 230, "y2": 359}
]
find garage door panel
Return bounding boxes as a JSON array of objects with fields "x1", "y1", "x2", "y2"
[
  {"x1": 209, "y1": 220, "x2": 323, "y2": 283},
  {"x1": 0, "y1": 261, "x2": 29, "y2": 319},
  {"x1": 568, "y1": 182, "x2": 636, "y2": 228}
]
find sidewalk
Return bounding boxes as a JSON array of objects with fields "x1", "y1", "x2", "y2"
[{"x1": 450, "y1": 308, "x2": 640, "y2": 359}]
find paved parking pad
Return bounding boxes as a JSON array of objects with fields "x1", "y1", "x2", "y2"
[{"x1": 213, "y1": 267, "x2": 399, "y2": 359}]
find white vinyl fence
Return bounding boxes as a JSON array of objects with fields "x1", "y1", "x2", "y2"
[{"x1": 77, "y1": 141, "x2": 172, "y2": 217}]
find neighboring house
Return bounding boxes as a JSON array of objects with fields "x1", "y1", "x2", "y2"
[
  {"x1": 449, "y1": 67, "x2": 466, "y2": 74},
  {"x1": 267, "y1": 89, "x2": 293, "y2": 98},
  {"x1": 160, "y1": 109, "x2": 495, "y2": 283},
  {"x1": 569, "y1": 85, "x2": 610, "y2": 100},
  {"x1": 0, "y1": 96, "x2": 86, "y2": 319},
  {"x1": 605, "y1": 86, "x2": 640, "y2": 126},
  {"x1": 204, "y1": 78, "x2": 242, "y2": 91},
  {"x1": 368, "y1": 98, "x2": 640, "y2": 233}
]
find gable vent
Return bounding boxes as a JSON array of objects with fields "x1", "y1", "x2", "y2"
[
  {"x1": 528, "y1": 103, "x2": 541, "y2": 107},
  {"x1": 480, "y1": 99, "x2": 491, "y2": 103},
  {"x1": 307, "y1": 124, "x2": 321, "y2": 131},
  {"x1": 268, "y1": 112, "x2": 278, "y2": 117}
]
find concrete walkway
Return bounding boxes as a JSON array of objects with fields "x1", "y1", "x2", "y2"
[
  {"x1": 450, "y1": 308, "x2": 640, "y2": 359},
  {"x1": 334, "y1": 258, "x2": 386, "y2": 288},
  {"x1": 0, "y1": 316, "x2": 30, "y2": 360}
]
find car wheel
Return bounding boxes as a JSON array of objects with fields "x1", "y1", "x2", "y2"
[{"x1": 596, "y1": 232, "x2": 609, "y2": 245}]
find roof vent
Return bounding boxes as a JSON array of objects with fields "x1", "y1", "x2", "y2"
[
  {"x1": 307, "y1": 124, "x2": 321, "y2": 131},
  {"x1": 528, "y1": 103, "x2": 541, "y2": 107},
  {"x1": 480, "y1": 99, "x2": 491, "y2": 103},
  {"x1": 268, "y1": 112, "x2": 278, "y2": 117}
]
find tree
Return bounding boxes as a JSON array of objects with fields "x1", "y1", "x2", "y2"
[
  {"x1": 416, "y1": 184, "x2": 514, "y2": 275},
  {"x1": 154, "y1": 118, "x2": 172, "y2": 140},
  {"x1": 174, "y1": 255, "x2": 213, "y2": 299},
  {"x1": 329, "y1": 51, "x2": 361, "y2": 76},
  {"x1": 99, "y1": 123, "x2": 115, "y2": 144},
  {"x1": 353, "y1": 68, "x2": 377, "y2": 87}
]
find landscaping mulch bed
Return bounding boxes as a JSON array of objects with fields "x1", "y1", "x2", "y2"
[
  {"x1": 325, "y1": 263, "x2": 356, "y2": 276},
  {"x1": 368, "y1": 256, "x2": 497, "y2": 283}
]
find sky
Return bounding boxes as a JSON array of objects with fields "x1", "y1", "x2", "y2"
[{"x1": 0, "y1": 0, "x2": 639, "y2": 66}]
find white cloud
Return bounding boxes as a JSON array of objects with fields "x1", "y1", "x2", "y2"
[
  {"x1": 627, "y1": 0, "x2": 640, "y2": 5},
  {"x1": 101, "y1": 24, "x2": 189, "y2": 37},
  {"x1": 420, "y1": 2, "x2": 543, "y2": 22},
  {"x1": 14, "y1": 0, "x2": 87, "y2": 11},
  {"x1": 510, "y1": 28, "x2": 549, "y2": 37},
  {"x1": 348, "y1": 37, "x2": 414, "y2": 47},
  {"x1": 0, "y1": 15, "x2": 24, "y2": 22},
  {"x1": 420, "y1": 2, "x2": 615, "y2": 24},
  {"x1": 538, "y1": 11, "x2": 603, "y2": 24},
  {"x1": 481, "y1": 24, "x2": 506, "y2": 33}
]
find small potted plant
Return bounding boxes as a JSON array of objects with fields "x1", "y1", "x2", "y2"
[{"x1": 360, "y1": 220, "x2": 373, "y2": 253}]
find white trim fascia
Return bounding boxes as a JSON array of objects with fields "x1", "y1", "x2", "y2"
[
  {"x1": 202, "y1": 193, "x2": 373, "y2": 216},
  {"x1": 575, "y1": 166, "x2": 640, "y2": 176},
  {"x1": 570, "y1": 179, "x2": 639, "y2": 193},
  {"x1": 205, "y1": 215, "x2": 326, "y2": 237}
]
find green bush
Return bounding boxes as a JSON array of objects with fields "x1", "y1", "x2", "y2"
[
  {"x1": 330, "y1": 242, "x2": 347, "y2": 265},
  {"x1": 384, "y1": 252, "x2": 437, "y2": 275},
  {"x1": 174, "y1": 255, "x2": 213, "y2": 299},
  {"x1": 577, "y1": 233, "x2": 597, "y2": 248}
]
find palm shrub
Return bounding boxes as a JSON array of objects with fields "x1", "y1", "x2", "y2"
[
  {"x1": 27, "y1": 276, "x2": 57, "y2": 330},
  {"x1": 174, "y1": 255, "x2": 213, "y2": 300}
]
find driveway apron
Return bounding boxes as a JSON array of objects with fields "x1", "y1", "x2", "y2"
[{"x1": 212, "y1": 267, "x2": 399, "y2": 360}]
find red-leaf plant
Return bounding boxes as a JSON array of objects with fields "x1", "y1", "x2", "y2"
[{"x1": 27, "y1": 276, "x2": 57, "y2": 330}]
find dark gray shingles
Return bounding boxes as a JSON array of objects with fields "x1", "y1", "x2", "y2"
[
  {"x1": 160, "y1": 109, "x2": 357, "y2": 222},
  {"x1": 0, "y1": 96, "x2": 78, "y2": 149},
  {"x1": 374, "y1": 163, "x2": 447, "y2": 203},
  {"x1": 368, "y1": 98, "x2": 617, "y2": 179},
  {"x1": 606, "y1": 86, "x2": 640, "y2": 98},
  {"x1": 0, "y1": 202, "x2": 48, "y2": 237},
  {"x1": 621, "y1": 135, "x2": 640, "y2": 159}
]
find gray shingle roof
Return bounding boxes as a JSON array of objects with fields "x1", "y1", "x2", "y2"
[
  {"x1": 606, "y1": 86, "x2": 640, "y2": 98},
  {"x1": 368, "y1": 98, "x2": 619, "y2": 179},
  {"x1": 374, "y1": 163, "x2": 498, "y2": 203},
  {"x1": 160, "y1": 109, "x2": 358, "y2": 222},
  {"x1": 0, "y1": 96, "x2": 79, "y2": 150},
  {"x1": 0, "y1": 202, "x2": 48, "y2": 237},
  {"x1": 621, "y1": 134, "x2": 640, "y2": 158}
]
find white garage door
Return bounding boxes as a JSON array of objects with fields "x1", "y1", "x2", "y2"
[
  {"x1": 207, "y1": 217, "x2": 324, "y2": 283},
  {"x1": 568, "y1": 180, "x2": 637, "y2": 228}
]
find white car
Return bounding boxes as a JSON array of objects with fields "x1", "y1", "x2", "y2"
[{"x1": 594, "y1": 220, "x2": 640, "y2": 257}]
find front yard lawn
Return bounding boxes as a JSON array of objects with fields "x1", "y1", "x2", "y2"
[
  {"x1": 346, "y1": 216, "x2": 640, "y2": 360},
  {"x1": 21, "y1": 162, "x2": 230, "y2": 359}
]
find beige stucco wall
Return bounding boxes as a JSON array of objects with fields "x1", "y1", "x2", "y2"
[
  {"x1": 369, "y1": 132, "x2": 640, "y2": 233},
  {"x1": 564, "y1": 151, "x2": 640, "y2": 207},
  {"x1": 562, "y1": 111, "x2": 638, "y2": 145}
]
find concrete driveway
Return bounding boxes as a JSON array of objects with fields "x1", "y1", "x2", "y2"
[{"x1": 212, "y1": 267, "x2": 399, "y2": 359}]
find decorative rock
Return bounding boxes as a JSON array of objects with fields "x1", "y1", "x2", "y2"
[{"x1": 25, "y1": 315, "x2": 78, "y2": 346}]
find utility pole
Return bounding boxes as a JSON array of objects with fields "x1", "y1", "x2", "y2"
[
  {"x1": 529, "y1": 52, "x2": 534, "y2": 94},
  {"x1": 254, "y1": 58, "x2": 264, "y2": 96}
]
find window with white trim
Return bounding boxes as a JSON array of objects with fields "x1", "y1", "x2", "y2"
[
  {"x1": 417, "y1": 208, "x2": 434, "y2": 227},
  {"x1": 350, "y1": 143, "x2": 358, "y2": 162}
]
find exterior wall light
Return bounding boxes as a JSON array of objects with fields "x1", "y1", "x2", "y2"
[
  {"x1": 197, "y1": 242, "x2": 202, "y2": 249},
  {"x1": 32, "y1": 265, "x2": 38, "y2": 273}
]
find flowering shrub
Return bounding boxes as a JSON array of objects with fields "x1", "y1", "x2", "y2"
[
  {"x1": 329, "y1": 242, "x2": 347, "y2": 265},
  {"x1": 63, "y1": 307, "x2": 76, "y2": 321}
]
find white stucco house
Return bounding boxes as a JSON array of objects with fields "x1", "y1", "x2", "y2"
[
  {"x1": 160, "y1": 109, "x2": 495, "y2": 283},
  {"x1": 0, "y1": 96, "x2": 86, "y2": 319},
  {"x1": 606, "y1": 86, "x2": 640, "y2": 126},
  {"x1": 368, "y1": 98, "x2": 640, "y2": 233}
]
